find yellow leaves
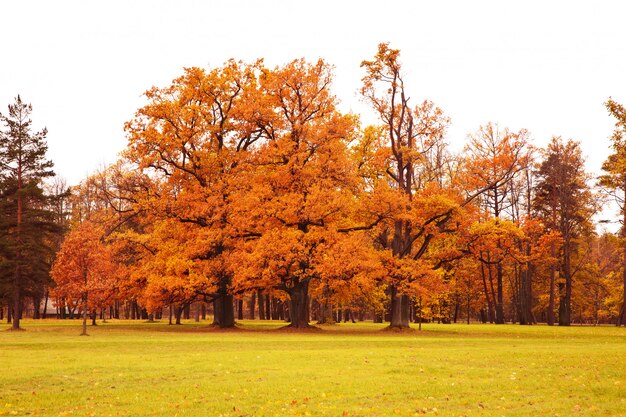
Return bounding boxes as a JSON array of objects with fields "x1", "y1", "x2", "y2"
[{"x1": 468, "y1": 218, "x2": 525, "y2": 263}]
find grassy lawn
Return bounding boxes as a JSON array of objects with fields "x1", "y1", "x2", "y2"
[{"x1": 1, "y1": 320, "x2": 625, "y2": 417}]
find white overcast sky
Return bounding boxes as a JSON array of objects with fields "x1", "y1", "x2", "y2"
[{"x1": 1, "y1": 0, "x2": 625, "y2": 194}]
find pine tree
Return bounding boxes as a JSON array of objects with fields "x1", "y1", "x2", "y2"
[{"x1": 0, "y1": 96, "x2": 55, "y2": 330}]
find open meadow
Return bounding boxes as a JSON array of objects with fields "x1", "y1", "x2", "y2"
[{"x1": 1, "y1": 320, "x2": 625, "y2": 417}]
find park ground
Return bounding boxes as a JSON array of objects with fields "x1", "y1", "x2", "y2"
[{"x1": 1, "y1": 320, "x2": 625, "y2": 417}]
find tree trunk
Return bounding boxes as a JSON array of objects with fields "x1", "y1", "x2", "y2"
[
  {"x1": 257, "y1": 291, "x2": 266, "y2": 320},
  {"x1": 621, "y1": 201, "x2": 626, "y2": 326},
  {"x1": 453, "y1": 295, "x2": 460, "y2": 324},
  {"x1": 389, "y1": 286, "x2": 410, "y2": 329},
  {"x1": 317, "y1": 300, "x2": 336, "y2": 324},
  {"x1": 11, "y1": 282, "x2": 21, "y2": 330},
  {"x1": 518, "y1": 262, "x2": 534, "y2": 325},
  {"x1": 81, "y1": 292, "x2": 88, "y2": 336},
  {"x1": 547, "y1": 250, "x2": 556, "y2": 325},
  {"x1": 559, "y1": 245, "x2": 572, "y2": 326},
  {"x1": 248, "y1": 292, "x2": 256, "y2": 319},
  {"x1": 480, "y1": 263, "x2": 495, "y2": 323},
  {"x1": 174, "y1": 305, "x2": 182, "y2": 325},
  {"x1": 558, "y1": 282, "x2": 569, "y2": 326},
  {"x1": 42, "y1": 290, "x2": 49, "y2": 319},
  {"x1": 237, "y1": 299, "x2": 244, "y2": 320},
  {"x1": 495, "y1": 263, "x2": 505, "y2": 324},
  {"x1": 212, "y1": 293, "x2": 235, "y2": 328},
  {"x1": 287, "y1": 281, "x2": 310, "y2": 328},
  {"x1": 32, "y1": 296, "x2": 40, "y2": 319},
  {"x1": 417, "y1": 297, "x2": 423, "y2": 331}
]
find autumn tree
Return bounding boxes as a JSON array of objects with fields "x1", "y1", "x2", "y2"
[
  {"x1": 0, "y1": 96, "x2": 57, "y2": 330},
  {"x1": 124, "y1": 61, "x2": 265, "y2": 327},
  {"x1": 360, "y1": 44, "x2": 524, "y2": 328},
  {"x1": 464, "y1": 123, "x2": 531, "y2": 324},
  {"x1": 600, "y1": 98, "x2": 626, "y2": 325},
  {"x1": 534, "y1": 137, "x2": 595, "y2": 326},
  {"x1": 51, "y1": 221, "x2": 117, "y2": 335},
  {"x1": 232, "y1": 58, "x2": 367, "y2": 328}
]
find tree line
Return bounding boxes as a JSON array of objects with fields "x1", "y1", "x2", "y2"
[{"x1": 2, "y1": 44, "x2": 626, "y2": 331}]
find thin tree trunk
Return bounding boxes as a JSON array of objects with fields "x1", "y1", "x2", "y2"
[
  {"x1": 559, "y1": 243, "x2": 572, "y2": 326},
  {"x1": 467, "y1": 293, "x2": 471, "y2": 325},
  {"x1": 248, "y1": 292, "x2": 256, "y2": 320},
  {"x1": 257, "y1": 291, "x2": 265, "y2": 320},
  {"x1": 81, "y1": 292, "x2": 88, "y2": 336},
  {"x1": 480, "y1": 262, "x2": 494, "y2": 323},
  {"x1": 495, "y1": 263, "x2": 504, "y2": 324},
  {"x1": 42, "y1": 290, "x2": 49, "y2": 319},
  {"x1": 175, "y1": 305, "x2": 183, "y2": 325},
  {"x1": 621, "y1": 197, "x2": 626, "y2": 326},
  {"x1": 11, "y1": 282, "x2": 21, "y2": 330},
  {"x1": 237, "y1": 299, "x2": 243, "y2": 320}
]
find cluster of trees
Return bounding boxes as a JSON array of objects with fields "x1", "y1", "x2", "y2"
[{"x1": 3, "y1": 44, "x2": 626, "y2": 330}]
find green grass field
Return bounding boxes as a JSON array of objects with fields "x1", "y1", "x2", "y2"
[{"x1": 1, "y1": 320, "x2": 625, "y2": 417}]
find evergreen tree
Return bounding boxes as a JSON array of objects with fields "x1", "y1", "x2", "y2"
[{"x1": 0, "y1": 96, "x2": 56, "y2": 330}]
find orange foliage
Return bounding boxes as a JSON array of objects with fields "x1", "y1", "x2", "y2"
[{"x1": 51, "y1": 221, "x2": 117, "y2": 313}]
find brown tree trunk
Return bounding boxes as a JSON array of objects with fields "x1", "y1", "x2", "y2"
[
  {"x1": 287, "y1": 281, "x2": 310, "y2": 328},
  {"x1": 389, "y1": 286, "x2": 410, "y2": 329},
  {"x1": 248, "y1": 292, "x2": 256, "y2": 319},
  {"x1": 317, "y1": 299, "x2": 336, "y2": 324},
  {"x1": 237, "y1": 299, "x2": 244, "y2": 320},
  {"x1": 480, "y1": 262, "x2": 495, "y2": 323},
  {"x1": 42, "y1": 290, "x2": 49, "y2": 319},
  {"x1": 559, "y1": 245, "x2": 572, "y2": 326},
  {"x1": 212, "y1": 293, "x2": 235, "y2": 328},
  {"x1": 32, "y1": 296, "x2": 40, "y2": 319},
  {"x1": 518, "y1": 262, "x2": 534, "y2": 325},
  {"x1": 81, "y1": 292, "x2": 88, "y2": 336},
  {"x1": 495, "y1": 263, "x2": 505, "y2": 324},
  {"x1": 257, "y1": 291, "x2": 266, "y2": 320},
  {"x1": 621, "y1": 201, "x2": 626, "y2": 326},
  {"x1": 11, "y1": 282, "x2": 21, "y2": 330}
]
